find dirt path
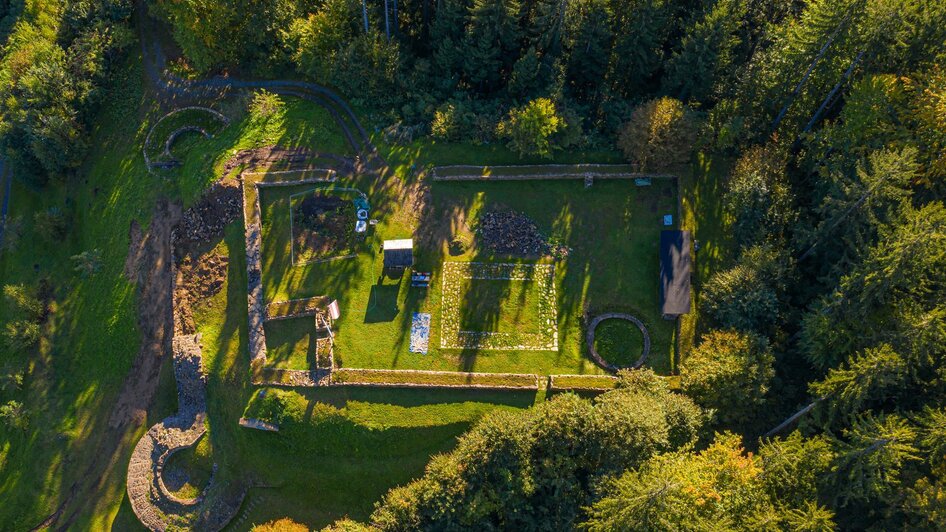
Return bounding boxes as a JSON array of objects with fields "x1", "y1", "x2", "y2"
[
  {"x1": 136, "y1": 0, "x2": 384, "y2": 171},
  {"x1": 109, "y1": 198, "x2": 182, "y2": 428}
]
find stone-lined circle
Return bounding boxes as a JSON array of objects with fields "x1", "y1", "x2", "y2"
[
  {"x1": 586, "y1": 313, "x2": 651, "y2": 371},
  {"x1": 144, "y1": 107, "x2": 230, "y2": 176}
]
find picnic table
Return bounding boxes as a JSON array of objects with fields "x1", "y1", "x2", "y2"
[{"x1": 411, "y1": 271, "x2": 431, "y2": 288}]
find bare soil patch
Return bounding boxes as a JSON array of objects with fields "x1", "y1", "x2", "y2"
[
  {"x1": 175, "y1": 251, "x2": 228, "y2": 335},
  {"x1": 291, "y1": 193, "x2": 355, "y2": 262},
  {"x1": 110, "y1": 198, "x2": 182, "y2": 429},
  {"x1": 123, "y1": 219, "x2": 145, "y2": 282}
]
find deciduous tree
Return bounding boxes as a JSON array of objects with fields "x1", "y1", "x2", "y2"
[
  {"x1": 617, "y1": 97, "x2": 697, "y2": 171},
  {"x1": 680, "y1": 329, "x2": 774, "y2": 426}
]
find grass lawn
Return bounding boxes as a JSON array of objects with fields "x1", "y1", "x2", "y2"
[
  {"x1": 258, "y1": 177, "x2": 678, "y2": 376},
  {"x1": 593, "y1": 318, "x2": 647, "y2": 367},
  {"x1": 263, "y1": 317, "x2": 320, "y2": 370},
  {"x1": 0, "y1": 57, "x2": 182, "y2": 529},
  {"x1": 457, "y1": 274, "x2": 549, "y2": 336}
]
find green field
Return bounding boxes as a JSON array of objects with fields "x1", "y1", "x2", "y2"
[
  {"x1": 593, "y1": 318, "x2": 648, "y2": 368},
  {"x1": 457, "y1": 275, "x2": 549, "y2": 336},
  {"x1": 258, "y1": 176, "x2": 678, "y2": 376}
]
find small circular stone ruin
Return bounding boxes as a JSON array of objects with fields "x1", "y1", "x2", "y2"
[{"x1": 586, "y1": 313, "x2": 651, "y2": 371}]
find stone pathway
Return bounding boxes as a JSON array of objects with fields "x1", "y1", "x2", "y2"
[{"x1": 126, "y1": 334, "x2": 241, "y2": 531}]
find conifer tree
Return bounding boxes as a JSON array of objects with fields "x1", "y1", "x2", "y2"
[
  {"x1": 663, "y1": 0, "x2": 747, "y2": 104},
  {"x1": 461, "y1": 0, "x2": 521, "y2": 93}
]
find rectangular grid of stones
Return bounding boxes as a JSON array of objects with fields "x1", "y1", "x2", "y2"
[{"x1": 440, "y1": 262, "x2": 559, "y2": 351}]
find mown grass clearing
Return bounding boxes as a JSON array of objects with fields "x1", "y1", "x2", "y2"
[
  {"x1": 1, "y1": 53, "x2": 728, "y2": 530},
  {"x1": 263, "y1": 317, "x2": 320, "y2": 370},
  {"x1": 258, "y1": 175, "x2": 678, "y2": 376},
  {"x1": 592, "y1": 318, "x2": 647, "y2": 368},
  {"x1": 331, "y1": 368, "x2": 538, "y2": 388},
  {"x1": 457, "y1": 275, "x2": 548, "y2": 336}
]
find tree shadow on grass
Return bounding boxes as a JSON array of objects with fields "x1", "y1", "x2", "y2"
[
  {"x1": 363, "y1": 275, "x2": 403, "y2": 324},
  {"x1": 300, "y1": 385, "x2": 537, "y2": 410},
  {"x1": 263, "y1": 317, "x2": 318, "y2": 370}
]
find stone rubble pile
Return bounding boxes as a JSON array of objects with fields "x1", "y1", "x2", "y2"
[
  {"x1": 476, "y1": 210, "x2": 569, "y2": 257},
  {"x1": 173, "y1": 180, "x2": 242, "y2": 250}
]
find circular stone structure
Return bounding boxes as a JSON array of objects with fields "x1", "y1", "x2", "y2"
[
  {"x1": 586, "y1": 313, "x2": 651, "y2": 371},
  {"x1": 143, "y1": 106, "x2": 231, "y2": 176}
]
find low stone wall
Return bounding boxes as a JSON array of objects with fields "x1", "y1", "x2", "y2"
[
  {"x1": 331, "y1": 367, "x2": 540, "y2": 390},
  {"x1": 144, "y1": 106, "x2": 230, "y2": 176},
  {"x1": 265, "y1": 296, "x2": 329, "y2": 321},
  {"x1": 164, "y1": 126, "x2": 209, "y2": 158},
  {"x1": 244, "y1": 184, "x2": 268, "y2": 364},
  {"x1": 256, "y1": 367, "x2": 332, "y2": 387},
  {"x1": 431, "y1": 164, "x2": 675, "y2": 182},
  {"x1": 549, "y1": 374, "x2": 620, "y2": 391},
  {"x1": 127, "y1": 334, "x2": 235, "y2": 531},
  {"x1": 252, "y1": 172, "x2": 337, "y2": 184}
]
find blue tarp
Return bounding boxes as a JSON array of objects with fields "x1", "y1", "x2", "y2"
[{"x1": 410, "y1": 313, "x2": 431, "y2": 354}]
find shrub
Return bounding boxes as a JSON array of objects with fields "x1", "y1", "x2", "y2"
[
  {"x1": 34, "y1": 207, "x2": 67, "y2": 241},
  {"x1": 252, "y1": 517, "x2": 311, "y2": 531},
  {"x1": 3, "y1": 284, "x2": 43, "y2": 319},
  {"x1": 724, "y1": 143, "x2": 795, "y2": 247},
  {"x1": 71, "y1": 249, "x2": 102, "y2": 278},
  {"x1": 430, "y1": 101, "x2": 464, "y2": 141},
  {"x1": 702, "y1": 245, "x2": 790, "y2": 334},
  {"x1": 617, "y1": 97, "x2": 698, "y2": 171},
  {"x1": 0, "y1": 400, "x2": 27, "y2": 430},
  {"x1": 249, "y1": 90, "x2": 284, "y2": 119},
  {"x1": 2, "y1": 321, "x2": 40, "y2": 351},
  {"x1": 497, "y1": 98, "x2": 563, "y2": 158}
]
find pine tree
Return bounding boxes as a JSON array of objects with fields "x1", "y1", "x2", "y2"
[
  {"x1": 583, "y1": 432, "x2": 819, "y2": 531},
  {"x1": 562, "y1": 0, "x2": 613, "y2": 103},
  {"x1": 759, "y1": 432, "x2": 834, "y2": 508},
  {"x1": 801, "y1": 202, "x2": 946, "y2": 369},
  {"x1": 828, "y1": 413, "x2": 920, "y2": 507},
  {"x1": 663, "y1": 0, "x2": 748, "y2": 104},
  {"x1": 702, "y1": 244, "x2": 789, "y2": 334},
  {"x1": 461, "y1": 0, "x2": 521, "y2": 93},
  {"x1": 605, "y1": 0, "x2": 673, "y2": 99},
  {"x1": 723, "y1": 142, "x2": 795, "y2": 247},
  {"x1": 809, "y1": 344, "x2": 908, "y2": 422}
]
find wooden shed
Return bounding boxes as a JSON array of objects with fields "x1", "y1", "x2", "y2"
[{"x1": 383, "y1": 239, "x2": 414, "y2": 269}]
